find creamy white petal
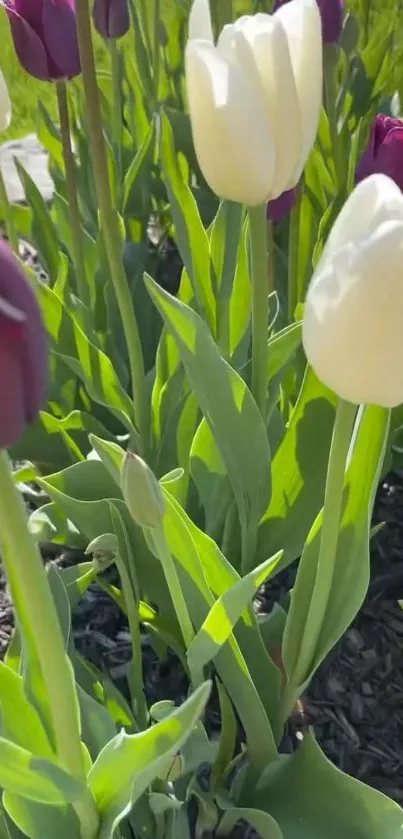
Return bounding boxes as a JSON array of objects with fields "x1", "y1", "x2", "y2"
[
  {"x1": 317, "y1": 174, "x2": 403, "y2": 272},
  {"x1": 232, "y1": 13, "x2": 302, "y2": 198},
  {"x1": 185, "y1": 40, "x2": 275, "y2": 205},
  {"x1": 188, "y1": 0, "x2": 214, "y2": 43},
  {"x1": 0, "y1": 69, "x2": 11, "y2": 133},
  {"x1": 303, "y1": 219, "x2": 403, "y2": 407},
  {"x1": 276, "y1": 0, "x2": 322, "y2": 183}
]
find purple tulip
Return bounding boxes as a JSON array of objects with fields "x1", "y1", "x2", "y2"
[
  {"x1": 267, "y1": 188, "x2": 296, "y2": 222},
  {"x1": 4, "y1": 0, "x2": 81, "y2": 82},
  {"x1": 0, "y1": 241, "x2": 47, "y2": 449},
  {"x1": 273, "y1": 0, "x2": 344, "y2": 44},
  {"x1": 356, "y1": 114, "x2": 403, "y2": 192},
  {"x1": 93, "y1": 0, "x2": 129, "y2": 39}
]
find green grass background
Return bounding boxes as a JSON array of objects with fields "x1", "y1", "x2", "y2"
[{"x1": 0, "y1": 0, "x2": 402, "y2": 141}]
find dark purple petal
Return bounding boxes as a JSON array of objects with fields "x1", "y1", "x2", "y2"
[
  {"x1": 267, "y1": 188, "x2": 296, "y2": 222},
  {"x1": 93, "y1": 0, "x2": 129, "y2": 39},
  {"x1": 14, "y1": 0, "x2": 44, "y2": 32},
  {"x1": 42, "y1": 0, "x2": 81, "y2": 79},
  {"x1": 0, "y1": 241, "x2": 48, "y2": 448},
  {"x1": 6, "y1": 7, "x2": 50, "y2": 81},
  {"x1": 356, "y1": 114, "x2": 403, "y2": 191}
]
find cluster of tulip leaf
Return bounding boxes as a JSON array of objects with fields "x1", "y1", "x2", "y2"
[{"x1": 1, "y1": 1, "x2": 403, "y2": 839}]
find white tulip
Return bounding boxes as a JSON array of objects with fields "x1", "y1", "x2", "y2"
[
  {"x1": 185, "y1": 0, "x2": 322, "y2": 206},
  {"x1": 302, "y1": 174, "x2": 403, "y2": 408},
  {"x1": 0, "y1": 69, "x2": 11, "y2": 133}
]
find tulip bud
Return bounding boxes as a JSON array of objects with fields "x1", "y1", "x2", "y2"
[
  {"x1": 185, "y1": 0, "x2": 322, "y2": 206},
  {"x1": 93, "y1": 0, "x2": 130, "y2": 39},
  {"x1": 273, "y1": 0, "x2": 343, "y2": 44},
  {"x1": 0, "y1": 241, "x2": 48, "y2": 448},
  {"x1": 267, "y1": 187, "x2": 296, "y2": 222},
  {"x1": 302, "y1": 174, "x2": 403, "y2": 408},
  {"x1": 356, "y1": 114, "x2": 403, "y2": 193},
  {"x1": 5, "y1": 0, "x2": 81, "y2": 82},
  {"x1": 121, "y1": 452, "x2": 165, "y2": 529},
  {"x1": 0, "y1": 69, "x2": 11, "y2": 133}
]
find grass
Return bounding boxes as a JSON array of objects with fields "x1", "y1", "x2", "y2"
[{"x1": 1, "y1": 0, "x2": 403, "y2": 141}]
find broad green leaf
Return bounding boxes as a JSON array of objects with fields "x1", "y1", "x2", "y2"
[
  {"x1": 88, "y1": 682, "x2": 211, "y2": 839},
  {"x1": 89, "y1": 435, "x2": 124, "y2": 486},
  {"x1": 160, "y1": 110, "x2": 215, "y2": 329},
  {"x1": 267, "y1": 323, "x2": 302, "y2": 382},
  {"x1": 253, "y1": 733, "x2": 403, "y2": 839},
  {"x1": 60, "y1": 562, "x2": 97, "y2": 610},
  {"x1": 187, "y1": 552, "x2": 282, "y2": 675},
  {"x1": 3, "y1": 795, "x2": 78, "y2": 839},
  {"x1": 0, "y1": 663, "x2": 53, "y2": 758},
  {"x1": 29, "y1": 502, "x2": 85, "y2": 549},
  {"x1": 0, "y1": 739, "x2": 83, "y2": 805},
  {"x1": 209, "y1": 201, "x2": 244, "y2": 358},
  {"x1": 217, "y1": 808, "x2": 282, "y2": 839},
  {"x1": 189, "y1": 418, "x2": 232, "y2": 542},
  {"x1": 160, "y1": 492, "x2": 278, "y2": 769},
  {"x1": 283, "y1": 405, "x2": 389, "y2": 704},
  {"x1": 146, "y1": 276, "x2": 271, "y2": 569},
  {"x1": 35, "y1": 282, "x2": 136, "y2": 432},
  {"x1": 123, "y1": 120, "x2": 155, "y2": 216},
  {"x1": 256, "y1": 367, "x2": 337, "y2": 571}
]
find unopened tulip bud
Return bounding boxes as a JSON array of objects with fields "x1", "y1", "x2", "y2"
[
  {"x1": 5, "y1": 0, "x2": 81, "y2": 82},
  {"x1": 93, "y1": 0, "x2": 130, "y2": 39},
  {"x1": 0, "y1": 241, "x2": 48, "y2": 448},
  {"x1": 274, "y1": 0, "x2": 343, "y2": 44},
  {"x1": 121, "y1": 452, "x2": 165, "y2": 529},
  {"x1": 186, "y1": 0, "x2": 322, "y2": 206},
  {"x1": 302, "y1": 174, "x2": 403, "y2": 407},
  {"x1": 356, "y1": 114, "x2": 403, "y2": 192},
  {"x1": 0, "y1": 69, "x2": 11, "y2": 133}
]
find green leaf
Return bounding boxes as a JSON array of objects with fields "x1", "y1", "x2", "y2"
[
  {"x1": 283, "y1": 405, "x2": 389, "y2": 700},
  {"x1": 187, "y1": 551, "x2": 282, "y2": 675},
  {"x1": 256, "y1": 367, "x2": 336, "y2": 572},
  {"x1": 0, "y1": 663, "x2": 53, "y2": 758},
  {"x1": 14, "y1": 160, "x2": 60, "y2": 282},
  {"x1": 217, "y1": 808, "x2": 282, "y2": 839},
  {"x1": 160, "y1": 110, "x2": 215, "y2": 329},
  {"x1": 123, "y1": 120, "x2": 155, "y2": 216},
  {"x1": 267, "y1": 323, "x2": 302, "y2": 382},
  {"x1": 189, "y1": 419, "x2": 232, "y2": 542},
  {"x1": 211, "y1": 681, "x2": 237, "y2": 790},
  {"x1": 0, "y1": 739, "x2": 84, "y2": 805},
  {"x1": 88, "y1": 682, "x2": 211, "y2": 839},
  {"x1": 89, "y1": 435, "x2": 124, "y2": 486},
  {"x1": 3, "y1": 795, "x2": 79, "y2": 839},
  {"x1": 35, "y1": 282, "x2": 136, "y2": 432},
  {"x1": 254, "y1": 732, "x2": 403, "y2": 839},
  {"x1": 60, "y1": 562, "x2": 97, "y2": 610},
  {"x1": 209, "y1": 201, "x2": 244, "y2": 358},
  {"x1": 146, "y1": 276, "x2": 271, "y2": 569}
]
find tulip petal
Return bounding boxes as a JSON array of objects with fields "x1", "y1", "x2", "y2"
[
  {"x1": 230, "y1": 13, "x2": 302, "y2": 197},
  {"x1": 0, "y1": 242, "x2": 47, "y2": 443},
  {"x1": 185, "y1": 39, "x2": 275, "y2": 205},
  {"x1": 42, "y1": 0, "x2": 81, "y2": 79},
  {"x1": 375, "y1": 127, "x2": 403, "y2": 192},
  {"x1": 6, "y1": 8, "x2": 50, "y2": 81},
  {"x1": 275, "y1": 0, "x2": 322, "y2": 182},
  {"x1": 303, "y1": 219, "x2": 403, "y2": 407},
  {"x1": 188, "y1": 0, "x2": 214, "y2": 43},
  {"x1": 0, "y1": 70, "x2": 11, "y2": 133},
  {"x1": 320, "y1": 174, "x2": 403, "y2": 267}
]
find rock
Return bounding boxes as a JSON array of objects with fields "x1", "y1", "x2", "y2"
[{"x1": 0, "y1": 134, "x2": 53, "y2": 203}]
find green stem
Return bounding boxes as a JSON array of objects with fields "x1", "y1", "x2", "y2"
[
  {"x1": 56, "y1": 81, "x2": 89, "y2": 309},
  {"x1": 113, "y1": 551, "x2": 148, "y2": 729},
  {"x1": 75, "y1": 0, "x2": 149, "y2": 458},
  {"x1": 151, "y1": 527, "x2": 201, "y2": 687},
  {"x1": 249, "y1": 205, "x2": 270, "y2": 416},
  {"x1": 0, "y1": 166, "x2": 18, "y2": 252},
  {"x1": 323, "y1": 45, "x2": 344, "y2": 190},
  {"x1": 0, "y1": 455, "x2": 86, "y2": 777},
  {"x1": 153, "y1": 0, "x2": 161, "y2": 108},
  {"x1": 287, "y1": 181, "x2": 302, "y2": 323},
  {"x1": 109, "y1": 40, "x2": 123, "y2": 204},
  {"x1": 296, "y1": 399, "x2": 357, "y2": 678}
]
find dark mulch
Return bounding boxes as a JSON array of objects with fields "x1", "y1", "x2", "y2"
[{"x1": 0, "y1": 474, "x2": 402, "y2": 812}]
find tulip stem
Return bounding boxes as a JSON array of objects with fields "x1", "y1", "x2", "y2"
[
  {"x1": 291, "y1": 399, "x2": 357, "y2": 689},
  {"x1": 287, "y1": 182, "x2": 302, "y2": 322},
  {"x1": 75, "y1": 0, "x2": 149, "y2": 459},
  {"x1": 0, "y1": 454, "x2": 84, "y2": 771},
  {"x1": 0, "y1": 166, "x2": 18, "y2": 253},
  {"x1": 109, "y1": 41, "x2": 123, "y2": 204},
  {"x1": 249, "y1": 205, "x2": 270, "y2": 416},
  {"x1": 56, "y1": 81, "x2": 89, "y2": 311}
]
